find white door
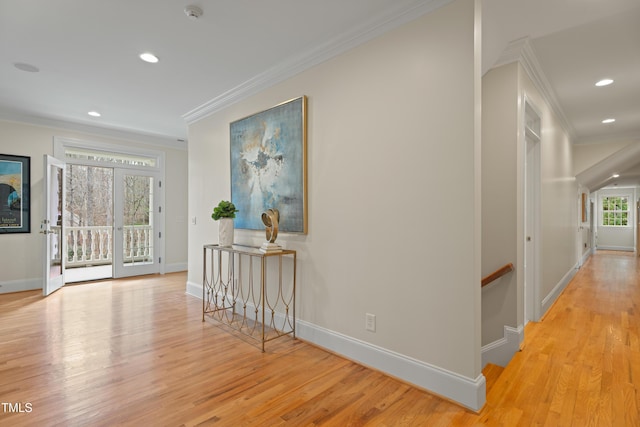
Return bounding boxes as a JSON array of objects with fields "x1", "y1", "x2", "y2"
[
  {"x1": 42, "y1": 155, "x2": 65, "y2": 296},
  {"x1": 591, "y1": 201, "x2": 596, "y2": 251},
  {"x1": 113, "y1": 169, "x2": 160, "y2": 278},
  {"x1": 524, "y1": 134, "x2": 541, "y2": 323}
]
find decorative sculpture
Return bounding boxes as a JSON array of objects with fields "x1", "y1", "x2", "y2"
[{"x1": 260, "y1": 208, "x2": 282, "y2": 253}]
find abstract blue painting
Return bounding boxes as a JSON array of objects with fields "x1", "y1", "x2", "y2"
[{"x1": 230, "y1": 96, "x2": 307, "y2": 233}]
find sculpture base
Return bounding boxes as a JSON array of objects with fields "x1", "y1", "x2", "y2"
[{"x1": 260, "y1": 242, "x2": 282, "y2": 253}]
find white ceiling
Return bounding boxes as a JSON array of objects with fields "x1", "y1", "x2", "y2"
[
  {"x1": 1, "y1": 1, "x2": 639, "y2": 180},
  {"x1": 483, "y1": 0, "x2": 640, "y2": 191}
]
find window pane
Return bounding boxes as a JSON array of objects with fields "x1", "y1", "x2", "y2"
[
  {"x1": 122, "y1": 175, "x2": 153, "y2": 265},
  {"x1": 601, "y1": 196, "x2": 632, "y2": 226},
  {"x1": 65, "y1": 147, "x2": 157, "y2": 167}
]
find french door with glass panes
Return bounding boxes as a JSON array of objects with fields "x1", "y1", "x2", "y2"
[
  {"x1": 113, "y1": 169, "x2": 160, "y2": 278},
  {"x1": 43, "y1": 155, "x2": 65, "y2": 295},
  {"x1": 53, "y1": 138, "x2": 164, "y2": 282}
]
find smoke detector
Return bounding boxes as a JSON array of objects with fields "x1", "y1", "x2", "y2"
[{"x1": 184, "y1": 5, "x2": 203, "y2": 20}]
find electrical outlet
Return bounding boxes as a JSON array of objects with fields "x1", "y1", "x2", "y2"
[{"x1": 365, "y1": 313, "x2": 376, "y2": 332}]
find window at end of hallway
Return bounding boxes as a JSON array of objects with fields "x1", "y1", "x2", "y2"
[{"x1": 601, "y1": 196, "x2": 629, "y2": 226}]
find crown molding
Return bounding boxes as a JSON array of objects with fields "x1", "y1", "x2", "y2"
[
  {"x1": 0, "y1": 110, "x2": 187, "y2": 151},
  {"x1": 183, "y1": 0, "x2": 453, "y2": 124},
  {"x1": 493, "y1": 37, "x2": 576, "y2": 141}
]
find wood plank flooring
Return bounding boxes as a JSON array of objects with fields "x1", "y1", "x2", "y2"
[{"x1": 0, "y1": 250, "x2": 638, "y2": 425}]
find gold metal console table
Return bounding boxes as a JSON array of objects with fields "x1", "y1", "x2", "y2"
[{"x1": 202, "y1": 244, "x2": 297, "y2": 351}]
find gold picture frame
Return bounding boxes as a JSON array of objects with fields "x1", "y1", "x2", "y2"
[{"x1": 230, "y1": 96, "x2": 307, "y2": 234}]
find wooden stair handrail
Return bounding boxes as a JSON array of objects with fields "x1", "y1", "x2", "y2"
[{"x1": 482, "y1": 263, "x2": 514, "y2": 287}]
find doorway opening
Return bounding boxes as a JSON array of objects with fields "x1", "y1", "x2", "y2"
[
  {"x1": 65, "y1": 165, "x2": 114, "y2": 282},
  {"x1": 53, "y1": 138, "x2": 164, "y2": 285}
]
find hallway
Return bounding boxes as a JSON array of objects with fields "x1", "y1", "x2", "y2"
[
  {"x1": 480, "y1": 250, "x2": 640, "y2": 425},
  {"x1": 0, "y1": 250, "x2": 638, "y2": 425}
]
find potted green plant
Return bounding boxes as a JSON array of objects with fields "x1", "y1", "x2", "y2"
[{"x1": 212, "y1": 200, "x2": 238, "y2": 246}]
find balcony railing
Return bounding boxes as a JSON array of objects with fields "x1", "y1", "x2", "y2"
[{"x1": 66, "y1": 225, "x2": 153, "y2": 268}]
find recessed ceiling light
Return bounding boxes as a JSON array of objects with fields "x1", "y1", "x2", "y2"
[
  {"x1": 612, "y1": 174, "x2": 620, "y2": 178},
  {"x1": 88, "y1": 111, "x2": 101, "y2": 117},
  {"x1": 595, "y1": 79, "x2": 614, "y2": 87},
  {"x1": 14, "y1": 62, "x2": 40, "y2": 73},
  {"x1": 139, "y1": 52, "x2": 159, "y2": 63},
  {"x1": 602, "y1": 118, "x2": 616, "y2": 124},
  {"x1": 184, "y1": 5, "x2": 203, "y2": 20}
]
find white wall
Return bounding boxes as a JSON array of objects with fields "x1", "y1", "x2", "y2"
[
  {"x1": 0, "y1": 119, "x2": 188, "y2": 293},
  {"x1": 518, "y1": 65, "x2": 578, "y2": 313},
  {"x1": 481, "y1": 58, "x2": 578, "y2": 365},
  {"x1": 187, "y1": 0, "x2": 484, "y2": 410},
  {"x1": 481, "y1": 62, "x2": 519, "y2": 345}
]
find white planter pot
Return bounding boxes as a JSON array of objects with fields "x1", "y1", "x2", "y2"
[{"x1": 218, "y1": 218, "x2": 234, "y2": 247}]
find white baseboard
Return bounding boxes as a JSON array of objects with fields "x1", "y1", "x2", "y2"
[
  {"x1": 580, "y1": 248, "x2": 593, "y2": 266},
  {"x1": 481, "y1": 325, "x2": 523, "y2": 368},
  {"x1": 185, "y1": 280, "x2": 486, "y2": 411},
  {"x1": 186, "y1": 280, "x2": 202, "y2": 299},
  {"x1": 541, "y1": 262, "x2": 578, "y2": 316},
  {"x1": 0, "y1": 278, "x2": 41, "y2": 294},
  {"x1": 296, "y1": 320, "x2": 486, "y2": 411},
  {"x1": 596, "y1": 245, "x2": 634, "y2": 252}
]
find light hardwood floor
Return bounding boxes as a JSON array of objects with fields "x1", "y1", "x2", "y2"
[{"x1": 0, "y1": 250, "x2": 638, "y2": 425}]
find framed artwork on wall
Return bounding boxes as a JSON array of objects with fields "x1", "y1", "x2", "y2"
[
  {"x1": 230, "y1": 96, "x2": 307, "y2": 234},
  {"x1": 0, "y1": 154, "x2": 31, "y2": 234}
]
